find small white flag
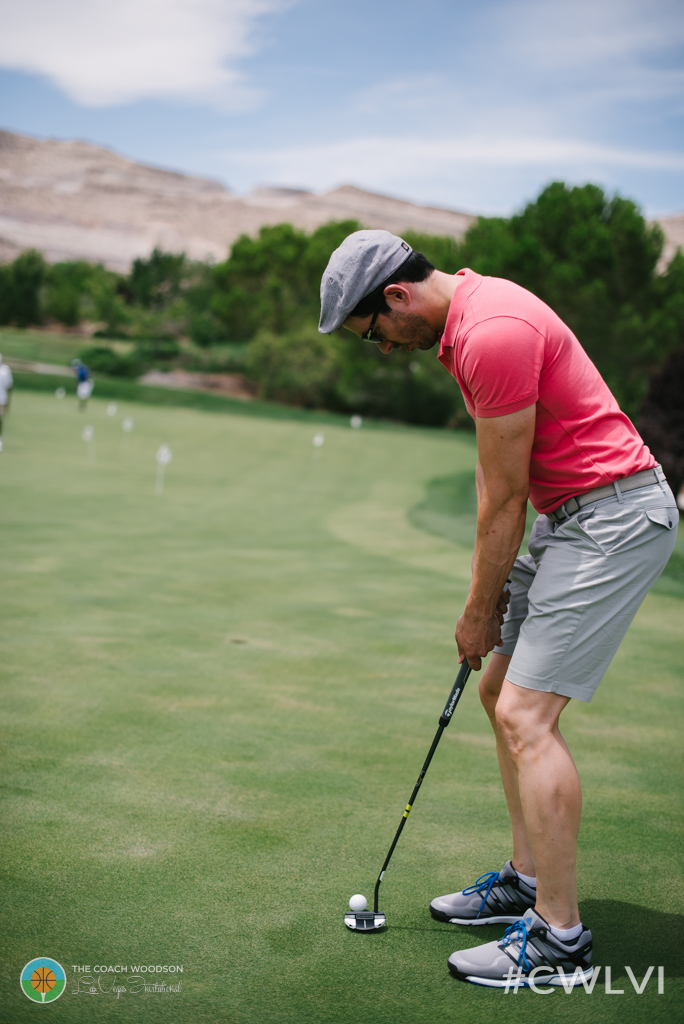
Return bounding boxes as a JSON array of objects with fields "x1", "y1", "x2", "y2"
[{"x1": 156, "y1": 444, "x2": 173, "y2": 466}]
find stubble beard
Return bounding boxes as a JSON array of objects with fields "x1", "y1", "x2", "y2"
[{"x1": 390, "y1": 311, "x2": 439, "y2": 350}]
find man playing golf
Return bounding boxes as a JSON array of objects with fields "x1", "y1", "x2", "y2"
[{"x1": 319, "y1": 230, "x2": 678, "y2": 987}]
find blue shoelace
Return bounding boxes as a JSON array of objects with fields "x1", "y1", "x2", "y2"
[
  {"x1": 462, "y1": 871, "x2": 501, "y2": 920},
  {"x1": 501, "y1": 920, "x2": 531, "y2": 971}
]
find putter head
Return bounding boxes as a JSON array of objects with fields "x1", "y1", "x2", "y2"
[{"x1": 344, "y1": 911, "x2": 386, "y2": 932}]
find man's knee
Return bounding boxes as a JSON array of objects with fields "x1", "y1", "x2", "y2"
[
  {"x1": 494, "y1": 699, "x2": 529, "y2": 760},
  {"x1": 495, "y1": 680, "x2": 568, "y2": 760}
]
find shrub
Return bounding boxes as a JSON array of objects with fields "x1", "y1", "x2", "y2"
[
  {"x1": 77, "y1": 346, "x2": 144, "y2": 378},
  {"x1": 133, "y1": 337, "x2": 180, "y2": 362},
  {"x1": 244, "y1": 323, "x2": 471, "y2": 426},
  {"x1": 335, "y1": 335, "x2": 470, "y2": 428},
  {"x1": 188, "y1": 309, "x2": 231, "y2": 347},
  {"x1": 245, "y1": 325, "x2": 342, "y2": 407}
]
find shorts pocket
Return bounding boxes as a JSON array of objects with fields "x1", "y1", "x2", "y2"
[
  {"x1": 645, "y1": 507, "x2": 678, "y2": 530},
  {"x1": 571, "y1": 507, "x2": 623, "y2": 554}
]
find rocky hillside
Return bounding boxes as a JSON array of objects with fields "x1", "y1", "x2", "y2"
[
  {"x1": 659, "y1": 212, "x2": 684, "y2": 268},
  {"x1": 0, "y1": 130, "x2": 475, "y2": 271},
  {"x1": 1, "y1": 129, "x2": 681, "y2": 271}
]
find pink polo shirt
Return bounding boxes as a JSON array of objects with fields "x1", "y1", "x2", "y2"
[{"x1": 438, "y1": 269, "x2": 655, "y2": 513}]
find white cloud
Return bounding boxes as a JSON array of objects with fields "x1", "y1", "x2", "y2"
[
  {"x1": 496, "y1": 0, "x2": 684, "y2": 107},
  {"x1": 351, "y1": 0, "x2": 684, "y2": 134},
  {"x1": 325, "y1": 0, "x2": 684, "y2": 213},
  {"x1": 351, "y1": 76, "x2": 459, "y2": 118},
  {"x1": 0, "y1": 0, "x2": 288, "y2": 108},
  {"x1": 508, "y1": 0, "x2": 684, "y2": 68}
]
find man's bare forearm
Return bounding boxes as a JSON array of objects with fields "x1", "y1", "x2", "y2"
[
  {"x1": 467, "y1": 495, "x2": 527, "y2": 616},
  {"x1": 456, "y1": 407, "x2": 534, "y2": 669}
]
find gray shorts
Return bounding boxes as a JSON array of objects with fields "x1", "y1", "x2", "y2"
[{"x1": 499, "y1": 479, "x2": 679, "y2": 702}]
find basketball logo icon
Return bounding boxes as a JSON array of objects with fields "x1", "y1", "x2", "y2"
[{"x1": 21, "y1": 958, "x2": 66, "y2": 1003}]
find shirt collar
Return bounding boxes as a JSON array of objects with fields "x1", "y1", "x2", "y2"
[{"x1": 437, "y1": 268, "x2": 483, "y2": 357}]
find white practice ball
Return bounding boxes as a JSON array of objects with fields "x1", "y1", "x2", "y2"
[{"x1": 349, "y1": 894, "x2": 367, "y2": 912}]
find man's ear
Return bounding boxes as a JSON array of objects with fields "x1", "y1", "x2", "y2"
[{"x1": 383, "y1": 283, "x2": 411, "y2": 309}]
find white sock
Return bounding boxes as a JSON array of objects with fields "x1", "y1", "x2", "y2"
[
  {"x1": 549, "y1": 921, "x2": 583, "y2": 942},
  {"x1": 514, "y1": 868, "x2": 537, "y2": 888}
]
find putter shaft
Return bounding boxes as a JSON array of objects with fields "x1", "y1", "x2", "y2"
[{"x1": 373, "y1": 660, "x2": 472, "y2": 914}]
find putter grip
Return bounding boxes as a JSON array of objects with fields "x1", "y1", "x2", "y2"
[{"x1": 438, "y1": 661, "x2": 472, "y2": 727}]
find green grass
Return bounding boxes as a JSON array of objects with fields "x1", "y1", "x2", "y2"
[
  {"x1": 1, "y1": 391, "x2": 682, "y2": 1024},
  {"x1": 12, "y1": 369, "x2": 367, "y2": 425},
  {"x1": 408, "y1": 470, "x2": 538, "y2": 548},
  {"x1": 0, "y1": 326, "x2": 88, "y2": 365},
  {"x1": 409, "y1": 470, "x2": 684, "y2": 600},
  {"x1": 0, "y1": 325, "x2": 248, "y2": 373}
]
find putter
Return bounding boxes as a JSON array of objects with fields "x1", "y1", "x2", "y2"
[{"x1": 345, "y1": 659, "x2": 473, "y2": 932}]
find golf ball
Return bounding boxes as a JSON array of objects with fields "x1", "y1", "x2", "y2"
[{"x1": 349, "y1": 894, "x2": 367, "y2": 912}]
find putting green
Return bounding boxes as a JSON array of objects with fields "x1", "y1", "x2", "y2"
[{"x1": 1, "y1": 390, "x2": 681, "y2": 1024}]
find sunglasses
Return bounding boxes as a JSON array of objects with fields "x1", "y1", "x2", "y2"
[{"x1": 362, "y1": 306, "x2": 383, "y2": 344}]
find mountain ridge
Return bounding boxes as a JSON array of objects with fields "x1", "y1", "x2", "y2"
[{"x1": 1, "y1": 129, "x2": 681, "y2": 271}]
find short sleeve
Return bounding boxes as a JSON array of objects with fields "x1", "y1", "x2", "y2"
[{"x1": 460, "y1": 316, "x2": 543, "y2": 418}]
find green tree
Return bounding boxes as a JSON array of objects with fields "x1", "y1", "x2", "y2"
[
  {"x1": 212, "y1": 224, "x2": 312, "y2": 340},
  {"x1": 212, "y1": 220, "x2": 360, "y2": 340},
  {"x1": 44, "y1": 261, "x2": 124, "y2": 328},
  {"x1": 184, "y1": 261, "x2": 230, "y2": 346},
  {"x1": 402, "y1": 231, "x2": 465, "y2": 275},
  {"x1": 638, "y1": 343, "x2": 684, "y2": 498},
  {"x1": 44, "y1": 261, "x2": 92, "y2": 326},
  {"x1": 128, "y1": 248, "x2": 187, "y2": 310},
  {"x1": 456, "y1": 182, "x2": 670, "y2": 417},
  {"x1": 0, "y1": 249, "x2": 46, "y2": 326},
  {"x1": 0, "y1": 263, "x2": 13, "y2": 324}
]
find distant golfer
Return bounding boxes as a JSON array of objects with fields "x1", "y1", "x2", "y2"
[
  {"x1": 319, "y1": 230, "x2": 678, "y2": 987},
  {"x1": 0, "y1": 353, "x2": 14, "y2": 453},
  {"x1": 72, "y1": 359, "x2": 93, "y2": 412}
]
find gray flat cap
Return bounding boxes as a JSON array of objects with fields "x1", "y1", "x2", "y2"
[{"x1": 318, "y1": 229, "x2": 412, "y2": 333}]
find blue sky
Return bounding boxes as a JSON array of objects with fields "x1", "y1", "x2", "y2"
[{"x1": 1, "y1": 0, "x2": 682, "y2": 216}]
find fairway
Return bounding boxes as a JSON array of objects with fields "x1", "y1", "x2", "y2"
[{"x1": 1, "y1": 390, "x2": 682, "y2": 1024}]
